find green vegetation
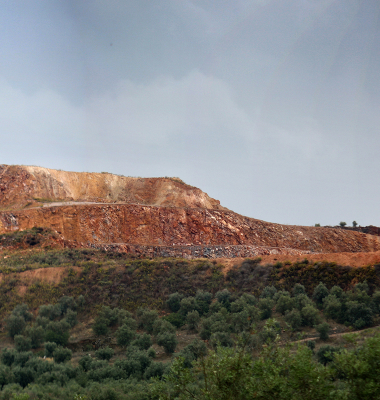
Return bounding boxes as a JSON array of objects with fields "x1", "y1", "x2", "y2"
[{"x1": 1, "y1": 230, "x2": 380, "y2": 398}]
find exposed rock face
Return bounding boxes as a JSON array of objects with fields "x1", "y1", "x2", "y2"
[
  {"x1": 0, "y1": 165, "x2": 223, "y2": 211},
  {"x1": 1, "y1": 165, "x2": 379, "y2": 257},
  {"x1": 0, "y1": 203, "x2": 379, "y2": 254}
]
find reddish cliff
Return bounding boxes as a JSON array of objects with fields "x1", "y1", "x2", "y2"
[
  {"x1": 0, "y1": 165, "x2": 224, "y2": 211},
  {"x1": 0, "y1": 203, "x2": 379, "y2": 254},
  {"x1": 1, "y1": 165, "x2": 379, "y2": 257}
]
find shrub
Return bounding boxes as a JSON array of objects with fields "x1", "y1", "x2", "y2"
[
  {"x1": 11, "y1": 304, "x2": 33, "y2": 322},
  {"x1": 6, "y1": 315, "x2": 26, "y2": 339},
  {"x1": 14, "y1": 335, "x2": 32, "y2": 352},
  {"x1": 122, "y1": 317, "x2": 138, "y2": 331},
  {"x1": 317, "y1": 345, "x2": 340, "y2": 365},
  {"x1": 316, "y1": 322, "x2": 330, "y2": 341},
  {"x1": 163, "y1": 312, "x2": 185, "y2": 328},
  {"x1": 230, "y1": 310, "x2": 252, "y2": 333},
  {"x1": 301, "y1": 305, "x2": 321, "y2": 327},
  {"x1": 138, "y1": 309, "x2": 158, "y2": 334},
  {"x1": 330, "y1": 286, "x2": 344, "y2": 298},
  {"x1": 292, "y1": 283, "x2": 306, "y2": 297},
  {"x1": 44, "y1": 342, "x2": 58, "y2": 358},
  {"x1": 45, "y1": 321, "x2": 70, "y2": 346},
  {"x1": 95, "y1": 347, "x2": 114, "y2": 361},
  {"x1": 276, "y1": 295, "x2": 295, "y2": 315},
  {"x1": 131, "y1": 333, "x2": 152, "y2": 351},
  {"x1": 186, "y1": 310, "x2": 200, "y2": 331},
  {"x1": 259, "y1": 318, "x2": 281, "y2": 344},
  {"x1": 307, "y1": 340, "x2": 316, "y2": 351},
  {"x1": 285, "y1": 309, "x2": 302, "y2": 331},
  {"x1": 210, "y1": 332, "x2": 233, "y2": 349},
  {"x1": 195, "y1": 290, "x2": 213, "y2": 315},
  {"x1": 144, "y1": 362, "x2": 166, "y2": 380},
  {"x1": 258, "y1": 298, "x2": 274, "y2": 320},
  {"x1": 25, "y1": 325, "x2": 45, "y2": 349},
  {"x1": 78, "y1": 354, "x2": 93, "y2": 372},
  {"x1": 166, "y1": 292, "x2": 184, "y2": 313},
  {"x1": 260, "y1": 286, "x2": 277, "y2": 299},
  {"x1": 345, "y1": 301, "x2": 373, "y2": 329},
  {"x1": 58, "y1": 295, "x2": 77, "y2": 314},
  {"x1": 215, "y1": 289, "x2": 231, "y2": 309},
  {"x1": 1, "y1": 348, "x2": 16, "y2": 366},
  {"x1": 152, "y1": 319, "x2": 176, "y2": 336},
  {"x1": 64, "y1": 309, "x2": 78, "y2": 328},
  {"x1": 312, "y1": 282, "x2": 329, "y2": 307},
  {"x1": 157, "y1": 332, "x2": 178, "y2": 355},
  {"x1": 38, "y1": 304, "x2": 61, "y2": 320},
  {"x1": 179, "y1": 297, "x2": 197, "y2": 316},
  {"x1": 323, "y1": 295, "x2": 342, "y2": 321},
  {"x1": 116, "y1": 325, "x2": 136, "y2": 347},
  {"x1": 53, "y1": 347, "x2": 72, "y2": 363},
  {"x1": 92, "y1": 317, "x2": 109, "y2": 336},
  {"x1": 179, "y1": 338, "x2": 207, "y2": 367}
]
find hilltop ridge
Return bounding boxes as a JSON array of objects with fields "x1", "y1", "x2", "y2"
[{"x1": 0, "y1": 164, "x2": 224, "y2": 211}]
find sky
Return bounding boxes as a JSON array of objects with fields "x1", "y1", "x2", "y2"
[{"x1": 1, "y1": 0, "x2": 379, "y2": 227}]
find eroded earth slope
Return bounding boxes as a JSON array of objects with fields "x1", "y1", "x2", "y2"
[{"x1": 1, "y1": 165, "x2": 379, "y2": 258}]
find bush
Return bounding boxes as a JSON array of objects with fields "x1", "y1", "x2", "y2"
[
  {"x1": 144, "y1": 362, "x2": 166, "y2": 380},
  {"x1": 323, "y1": 295, "x2": 342, "y2": 321},
  {"x1": 312, "y1": 282, "x2": 329, "y2": 307},
  {"x1": 210, "y1": 332, "x2": 233, "y2": 349},
  {"x1": 307, "y1": 340, "x2": 316, "y2": 351},
  {"x1": 45, "y1": 321, "x2": 70, "y2": 346},
  {"x1": 317, "y1": 345, "x2": 340, "y2": 365},
  {"x1": 285, "y1": 309, "x2": 302, "y2": 331},
  {"x1": 38, "y1": 304, "x2": 61, "y2": 320},
  {"x1": 276, "y1": 295, "x2": 295, "y2": 315},
  {"x1": 53, "y1": 347, "x2": 72, "y2": 363},
  {"x1": 163, "y1": 312, "x2": 185, "y2": 328},
  {"x1": 11, "y1": 304, "x2": 33, "y2": 322},
  {"x1": 1, "y1": 348, "x2": 16, "y2": 366},
  {"x1": 258, "y1": 298, "x2": 274, "y2": 320},
  {"x1": 131, "y1": 333, "x2": 152, "y2": 351},
  {"x1": 293, "y1": 284, "x2": 307, "y2": 298},
  {"x1": 215, "y1": 289, "x2": 231, "y2": 309},
  {"x1": 166, "y1": 292, "x2": 184, "y2": 313},
  {"x1": 116, "y1": 325, "x2": 136, "y2": 347},
  {"x1": 64, "y1": 309, "x2": 78, "y2": 328},
  {"x1": 260, "y1": 286, "x2": 277, "y2": 299},
  {"x1": 157, "y1": 332, "x2": 178, "y2": 355},
  {"x1": 95, "y1": 347, "x2": 114, "y2": 361},
  {"x1": 186, "y1": 310, "x2": 200, "y2": 331},
  {"x1": 92, "y1": 317, "x2": 110, "y2": 336},
  {"x1": 259, "y1": 318, "x2": 281, "y2": 344},
  {"x1": 195, "y1": 290, "x2": 213, "y2": 315},
  {"x1": 25, "y1": 325, "x2": 45, "y2": 349},
  {"x1": 179, "y1": 297, "x2": 197, "y2": 316},
  {"x1": 6, "y1": 315, "x2": 26, "y2": 339},
  {"x1": 138, "y1": 309, "x2": 158, "y2": 334},
  {"x1": 345, "y1": 301, "x2": 373, "y2": 329},
  {"x1": 301, "y1": 305, "x2": 321, "y2": 327},
  {"x1": 58, "y1": 295, "x2": 77, "y2": 314},
  {"x1": 179, "y1": 339, "x2": 207, "y2": 367},
  {"x1": 316, "y1": 322, "x2": 330, "y2": 341},
  {"x1": 14, "y1": 335, "x2": 32, "y2": 352},
  {"x1": 152, "y1": 319, "x2": 176, "y2": 336},
  {"x1": 44, "y1": 342, "x2": 58, "y2": 358}
]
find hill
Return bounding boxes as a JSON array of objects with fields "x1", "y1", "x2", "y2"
[{"x1": 1, "y1": 165, "x2": 379, "y2": 258}]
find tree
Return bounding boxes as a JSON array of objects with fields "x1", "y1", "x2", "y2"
[
  {"x1": 95, "y1": 347, "x2": 114, "y2": 361},
  {"x1": 53, "y1": 346, "x2": 72, "y2": 363},
  {"x1": 166, "y1": 293, "x2": 184, "y2": 313},
  {"x1": 316, "y1": 322, "x2": 330, "y2": 341},
  {"x1": 157, "y1": 332, "x2": 178, "y2": 355},
  {"x1": 116, "y1": 325, "x2": 136, "y2": 347},
  {"x1": 186, "y1": 310, "x2": 200, "y2": 331},
  {"x1": 14, "y1": 336, "x2": 32, "y2": 352},
  {"x1": 315, "y1": 223, "x2": 321, "y2": 227},
  {"x1": 312, "y1": 282, "x2": 329, "y2": 308},
  {"x1": 339, "y1": 221, "x2": 347, "y2": 227},
  {"x1": 352, "y1": 221, "x2": 358, "y2": 227}
]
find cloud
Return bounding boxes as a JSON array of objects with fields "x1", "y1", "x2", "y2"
[{"x1": 84, "y1": 70, "x2": 257, "y2": 146}]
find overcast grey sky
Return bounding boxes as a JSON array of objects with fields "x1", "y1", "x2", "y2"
[{"x1": 1, "y1": 0, "x2": 379, "y2": 226}]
